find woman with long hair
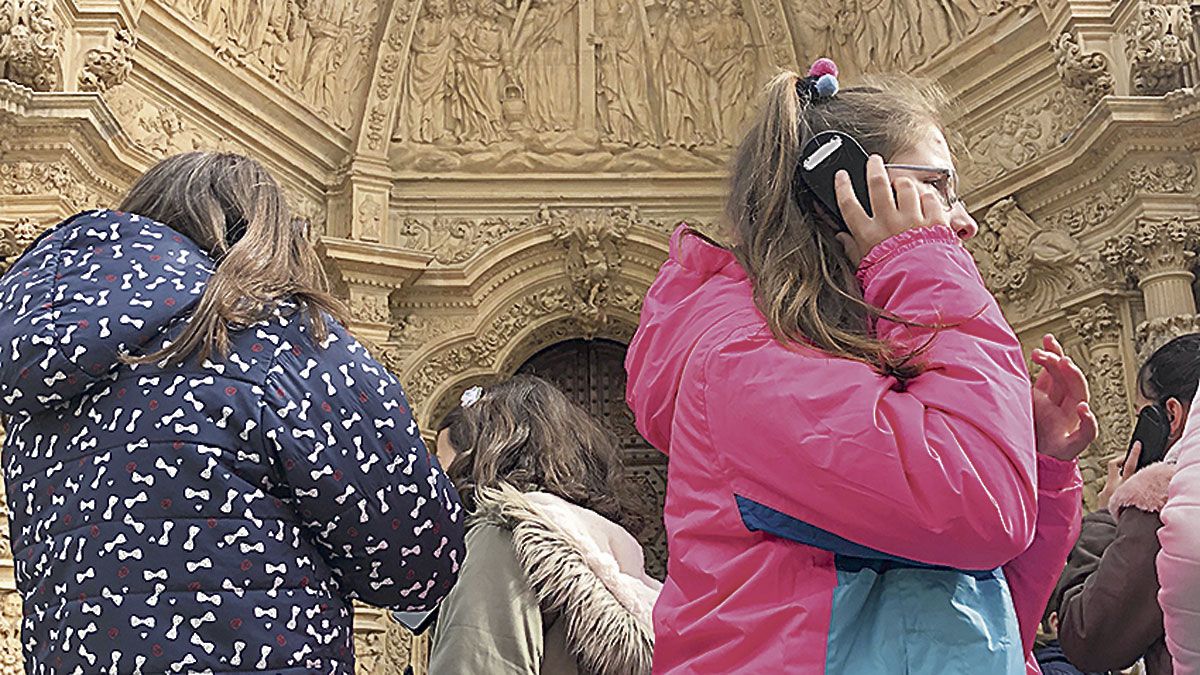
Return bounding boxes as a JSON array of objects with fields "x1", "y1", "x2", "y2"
[
  {"x1": 428, "y1": 375, "x2": 660, "y2": 674},
  {"x1": 625, "y1": 61, "x2": 1096, "y2": 673},
  {"x1": 0, "y1": 152, "x2": 464, "y2": 673}
]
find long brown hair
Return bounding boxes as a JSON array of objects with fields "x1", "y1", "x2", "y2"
[
  {"x1": 444, "y1": 375, "x2": 641, "y2": 531},
  {"x1": 118, "y1": 152, "x2": 345, "y2": 365},
  {"x1": 727, "y1": 71, "x2": 952, "y2": 378}
]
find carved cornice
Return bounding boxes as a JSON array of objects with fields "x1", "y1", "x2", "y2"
[
  {"x1": 1045, "y1": 159, "x2": 1197, "y2": 235},
  {"x1": 318, "y1": 236, "x2": 434, "y2": 291}
]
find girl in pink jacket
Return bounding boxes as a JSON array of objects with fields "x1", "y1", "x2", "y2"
[
  {"x1": 626, "y1": 61, "x2": 1096, "y2": 674},
  {"x1": 1159, "y1": 364, "x2": 1200, "y2": 674}
]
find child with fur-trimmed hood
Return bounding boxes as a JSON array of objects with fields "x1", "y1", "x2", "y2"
[{"x1": 428, "y1": 375, "x2": 660, "y2": 675}]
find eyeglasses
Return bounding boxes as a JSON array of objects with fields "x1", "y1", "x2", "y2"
[{"x1": 884, "y1": 164, "x2": 962, "y2": 211}]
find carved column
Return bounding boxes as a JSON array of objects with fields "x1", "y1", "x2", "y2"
[
  {"x1": 1068, "y1": 302, "x2": 1132, "y2": 507},
  {"x1": 318, "y1": 237, "x2": 433, "y2": 348},
  {"x1": 1113, "y1": 217, "x2": 1200, "y2": 357}
]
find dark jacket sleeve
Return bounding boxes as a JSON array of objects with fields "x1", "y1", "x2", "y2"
[
  {"x1": 261, "y1": 319, "x2": 465, "y2": 610},
  {"x1": 1057, "y1": 507, "x2": 1165, "y2": 672},
  {"x1": 1050, "y1": 509, "x2": 1118, "y2": 614}
]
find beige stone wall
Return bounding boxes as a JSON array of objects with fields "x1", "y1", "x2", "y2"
[{"x1": 1, "y1": 0, "x2": 1199, "y2": 669}]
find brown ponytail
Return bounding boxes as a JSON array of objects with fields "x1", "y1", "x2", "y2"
[
  {"x1": 726, "y1": 71, "x2": 951, "y2": 378},
  {"x1": 118, "y1": 152, "x2": 346, "y2": 366}
]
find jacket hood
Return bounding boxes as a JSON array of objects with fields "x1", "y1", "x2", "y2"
[
  {"x1": 625, "y1": 224, "x2": 753, "y2": 455},
  {"x1": 473, "y1": 483, "x2": 662, "y2": 675},
  {"x1": 1109, "y1": 460, "x2": 1177, "y2": 516},
  {"x1": 0, "y1": 209, "x2": 213, "y2": 415}
]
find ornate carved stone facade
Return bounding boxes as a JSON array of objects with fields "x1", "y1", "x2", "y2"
[{"x1": 2, "y1": 0, "x2": 1199, "y2": 670}]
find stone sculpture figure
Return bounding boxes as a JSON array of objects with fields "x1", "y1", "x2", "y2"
[
  {"x1": 596, "y1": 0, "x2": 653, "y2": 145},
  {"x1": 448, "y1": 0, "x2": 509, "y2": 143},
  {"x1": 399, "y1": 0, "x2": 456, "y2": 143},
  {"x1": 0, "y1": 0, "x2": 59, "y2": 91},
  {"x1": 659, "y1": 0, "x2": 712, "y2": 147},
  {"x1": 514, "y1": 0, "x2": 579, "y2": 132}
]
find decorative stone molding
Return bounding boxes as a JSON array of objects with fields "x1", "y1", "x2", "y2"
[
  {"x1": 405, "y1": 286, "x2": 571, "y2": 404},
  {"x1": 319, "y1": 236, "x2": 434, "y2": 345},
  {"x1": 552, "y1": 207, "x2": 635, "y2": 337},
  {"x1": 1052, "y1": 32, "x2": 1114, "y2": 108},
  {"x1": 970, "y1": 197, "x2": 1080, "y2": 313},
  {"x1": 962, "y1": 88, "x2": 1084, "y2": 187},
  {"x1": 0, "y1": 0, "x2": 60, "y2": 92},
  {"x1": 1067, "y1": 300, "x2": 1132, "y2": 506},
  {"x1": 1068, "y1": 302, "x2": 1122, "y2": 346},
  {"x1": 1125, "y1": 0, "x2": 1196, "y2": 95},
  {"x1": 0, "y1": 161, "x2": 106, "y2": 212},
  {"x1": 1136, "y1": 313, "x2": 1200, "y2": 359},
  {"x1": 0, "y1": 217, "x2": 45, "y2": 275},
  {"x1": 1047, "y1": 159, "x2": 1197, "y2": 236},
  {"x1": 1124, "y1": 216, "x2": 1200, "y2": 278},
  {"x1": 79, "y1": 29, "x2": 136, "y2": 93},
  {"x1": 395, "y1": 211, "x2": 536, "y2": 265}
]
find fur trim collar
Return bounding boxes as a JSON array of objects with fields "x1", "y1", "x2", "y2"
[
  {"x1": 1109, "y1": 461, "x2": 1177, "y2": 516},
  {"x1": 472, "y1": 484, "x2": 660, "y2": 675}
]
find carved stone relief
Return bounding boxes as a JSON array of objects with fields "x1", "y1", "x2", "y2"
[
  {"x1": 0, "y1": 591, "x2": 19, "y2": 674},
  {"x1": 1048, "y1": 159, "x2": 1197, "y2": 238},
  {"x1": 794, "y1": 0, "x2": 1006, "y2": 76},
  {"x1": 405, "y1": 286, "x2": 571, "y2": 401},
  {"x1": 79, "y1": 29, "x2": 137, "y2": 93},
  {"x1": 1052, "y1": 32, "x2": 1114, "y2": 109},
  {"x1": 166, "y1": 0, "x2": 382, "y2": 130},
  {"x1": 1125, "y1": 0, "x2": 1196, "y2": 95},
  {"x1": 0, "y1": 161, "x2": 108, "y2": 212},
  {"x1": 0, "y1": 216, "x2": 44, "y2": 275},
  {"x1": 105, "y1": 83, "x2": 241, "y2": 158},
  {"x1": 1137, "y1": 313, "x2": 1200, "y2": 359},
  {"x1": 962, "y1": 88, "x2": 1085, "y2": 187},
  {"x1": 1068, "y1": 303, "x2": 1131, "y2": 505},
  {"x1": 355, "y1": 616, "x2": 417, "y2": 674},
  {"x1": 390, "y1": 0, "x2": 764, "y2": 172},
  {"x1": 552, "y1": 207, "x2": 635, "y2": 336},
  {"x1": 394, "y1": 204, "x2": 674, "y2": 266},
  {"x1": 0, "y1": 0, "x2": 60, "y2": 91},
  {"x1": 1102, "y1": 215, "x2": 1200, "y2": 282},
  {"x1": 969, "y1": 197, "x2": 1081, "y2": 317}
]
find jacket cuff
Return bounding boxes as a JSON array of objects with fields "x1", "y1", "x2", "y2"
[
  {"x1": 1037, "y1": 454, "x2": 1083, "y2": 492},
  {"x1": 855, "y1": 225, "x2": 962, "y2": 288}
]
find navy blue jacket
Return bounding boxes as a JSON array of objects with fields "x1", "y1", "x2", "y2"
[{"x1": 0, "y1": 210, "x2": 464, "y2": 673}]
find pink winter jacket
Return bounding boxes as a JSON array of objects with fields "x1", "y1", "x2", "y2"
[
  {"x1": 1158, "y1": 387, "x2": 1200, "y2": 675},
  {"x1": 626, "y1": 224, "x2": 1082, "y2": 674}
]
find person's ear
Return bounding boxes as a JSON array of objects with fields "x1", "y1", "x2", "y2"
[
  {"x1": 1049, "y1": 611, "x2": 1059, "y2": 634},
  {"x1": 1167, "y1": 397, "x2": 1189, "y2": 442}
]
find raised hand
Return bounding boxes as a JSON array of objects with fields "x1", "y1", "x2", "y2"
[
  {"x1": 1031, "y1": 333, "x2": 1098, "y2": 462},
  {"x1": 833, "y1": 155, "x2": 950, "y2": 265}
]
